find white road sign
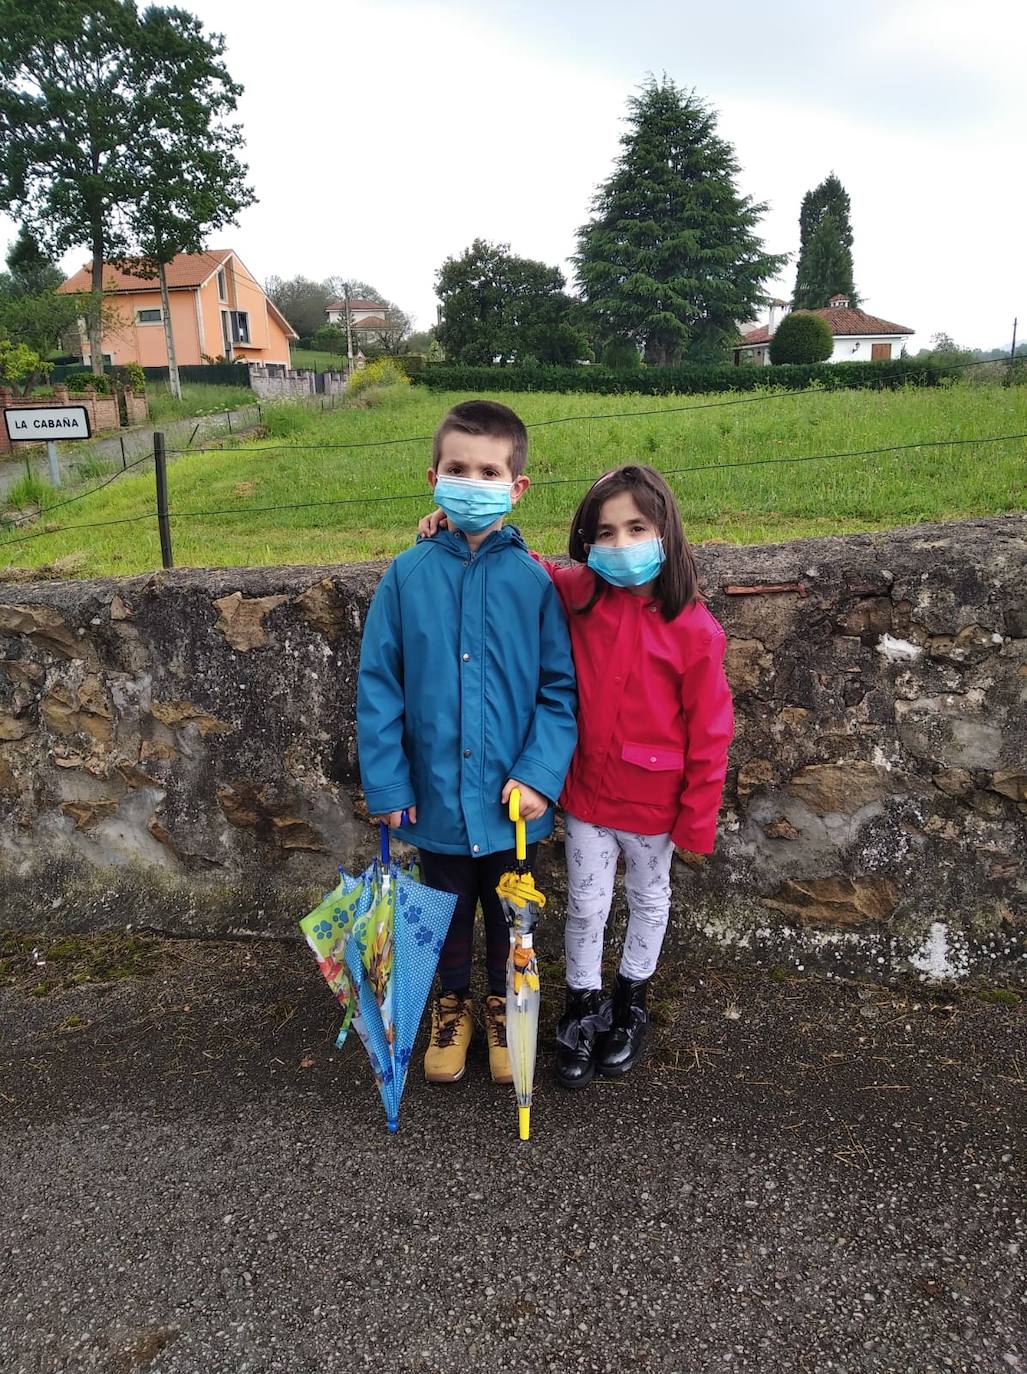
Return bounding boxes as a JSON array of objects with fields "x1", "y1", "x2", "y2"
[{"x1": 3, "y1": 405, "x2": 92, "y2": 442}]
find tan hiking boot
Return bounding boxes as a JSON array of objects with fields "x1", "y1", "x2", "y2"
[
  {"x1": 424, "y1": 993, "x2": 474, "y2": 1083},
  {"x1": 484, "y1": 994, "x2": 512, "y2": 1085}
]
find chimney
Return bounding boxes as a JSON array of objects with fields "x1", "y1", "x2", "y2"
[
  {"x1": 828, "y1": 293, "x2": 849, "y2": 309},
  {"x1": 767, "y1": 298, "x2": 788, "y2": 336}
]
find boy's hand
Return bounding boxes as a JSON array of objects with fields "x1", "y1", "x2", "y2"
[
  {"x1": 417, "y1": 508, "x2": 449, "y2": 539},
  {"x1": 374, "y1": 806, "x2": 417, "y2": 829},
  {"x1": 501, "y1": 780, "x2": 548, "y2": 821}
]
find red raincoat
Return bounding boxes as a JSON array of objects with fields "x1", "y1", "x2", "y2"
[{"x1": 547, "y1": 563, "x2": 734, "y2": 854}]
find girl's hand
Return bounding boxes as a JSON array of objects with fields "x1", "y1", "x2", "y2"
[
  {"x1": 674, "y1": 845, "x2": 705, "y2": 868},
  {"x1": 501, "y1": 779, "x2": 548, "y2": 821},
  {"x1": 417, "y1": 508, "x2": 449, "y2": 538}
]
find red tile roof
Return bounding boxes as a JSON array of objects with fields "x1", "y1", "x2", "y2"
[
  {"x1": 59, "y1": 249, "x2": 233, "y2": 294},
  {"x1": 739, "y1": 305, "x2": 914, "y2": 346},
  {"x1": 326, "y1": 298, "x2": 385, "y2": 312},
  {"x1": 352, "y1": 316, "x2": 389, "y2": 332}
]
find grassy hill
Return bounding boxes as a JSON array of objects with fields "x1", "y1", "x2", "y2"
[{"x1": 1, "y1": 381, "x2": 1024, "y2": 577}]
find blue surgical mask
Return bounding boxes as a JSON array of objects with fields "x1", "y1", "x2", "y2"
[
  {"x1": 433, "y1": 475, "x2": 513, "y2": 535},
  {"x1": 587, "y1": 537, "x2": 666, "y2": 588}
]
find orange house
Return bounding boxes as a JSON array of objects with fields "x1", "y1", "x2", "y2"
[{"x1": 58, "y1": 249, "x2": 297, "y2": 369}]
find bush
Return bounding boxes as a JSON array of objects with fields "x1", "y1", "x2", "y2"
[
  {"x1": 769, "y1": 313, "x2": 834, "y2": 365},
  {"x1": 63, "y1": 371, "x2": 111, "y2": 394},
  {"x1": 347, "y1": 357, "x2": 411, "y2": 397},
  {"x1": 378, "y1": 353, "x2": 425, "y2": 375},
  {"x1": 411, "y1": 359, "x2": 946, "y2": 396},
  {"x1": 115, "y1": 361, "x2": 146, "y2": 392},
  {"x1": 312, "y1": 324, "x2": 348, "y2": 356}
]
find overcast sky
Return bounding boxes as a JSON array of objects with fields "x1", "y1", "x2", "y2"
[{"x1": 4, "y1": 0, "x2": 1024, "y2": 350}]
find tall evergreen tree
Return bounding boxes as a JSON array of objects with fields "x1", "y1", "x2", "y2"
[
  {"x1": 792, "y1": 172, "x2": 859, "y2": 309},
  {"x1": 574, "y1": 78, "x2": 786, "y2": 365}
]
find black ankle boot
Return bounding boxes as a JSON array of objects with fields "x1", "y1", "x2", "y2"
[
  {"x1": 554, "y1": 987, "x2": 607, "y2": 1090},
  {"x1": 596, "y1": 974, "x2": 649, "y2": 1077}
]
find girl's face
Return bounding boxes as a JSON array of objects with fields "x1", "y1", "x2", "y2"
[{"x1": 590, "y1": 491, "x2": 661, "y2": 549}]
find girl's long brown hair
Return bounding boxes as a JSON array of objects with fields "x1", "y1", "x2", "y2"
[{"x1": 568, "y1": 465, "x2": 701, "y2": 621}]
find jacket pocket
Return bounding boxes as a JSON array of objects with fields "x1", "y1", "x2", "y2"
[{"x1": 611, "y1": 741, "x2": 685, "y2": 806}]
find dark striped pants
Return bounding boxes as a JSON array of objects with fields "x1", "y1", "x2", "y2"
[{"x1": 417, "y1": 844, "x2": 538, "y2": 997}]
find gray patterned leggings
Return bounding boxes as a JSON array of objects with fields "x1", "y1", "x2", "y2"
[{"x1": 564, "y1": 813, "x2": 675, "y2": 989}]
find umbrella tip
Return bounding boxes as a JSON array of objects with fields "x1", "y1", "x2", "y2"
[
  {"x1": 518, "y1": 1106, "x2": 530, "y2": 1141},
  {"x1": 387, "y1": 1118, "x2": 399, "y2": 1133}
]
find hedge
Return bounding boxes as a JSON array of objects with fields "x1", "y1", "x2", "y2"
[{"x1": 410, "y1": 359, "x2": 946, "y2": 395}]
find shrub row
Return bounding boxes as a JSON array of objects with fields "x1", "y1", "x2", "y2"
[{"x1": 411, "y1": 359, "x2": 947, "y2": 395}]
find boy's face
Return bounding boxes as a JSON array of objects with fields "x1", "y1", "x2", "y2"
[{"x1": 428, "y1": 432, "x2": 530, "y2": 506}]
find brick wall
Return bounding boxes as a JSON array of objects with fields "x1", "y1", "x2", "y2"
[{"x1": 0, "y1": 384, "x2": 145, "y2": 457}]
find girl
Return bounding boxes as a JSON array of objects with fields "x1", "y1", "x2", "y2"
[{"x1": 421, "y1": 465, "x2": 733, "y2": 1088}]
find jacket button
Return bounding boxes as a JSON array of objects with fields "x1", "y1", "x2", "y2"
[
  {"x1": 472, "y1": 844, "x2": 480, "y2": 854},
  {"x1": 462, "y1": 652, "x2": 470, "y2": 662},
  {"x1": 463, "y1": 749, "x2": 471, "y2": 758},
  {"x1": 649, "y1": 756, "x2": 657, "y2": 763}
]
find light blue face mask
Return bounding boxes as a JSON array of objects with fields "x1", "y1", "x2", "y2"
[
  {"x1": 587, "y1": 537, "x2": 666, "y2": 588},
  {"x1": 433, "y1": 475, "x2": 513, "y2": 534}
]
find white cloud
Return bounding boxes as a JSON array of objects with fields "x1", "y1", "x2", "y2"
[{"x1": 2, "y1": 0, "x2": 1022, "y2": 350}]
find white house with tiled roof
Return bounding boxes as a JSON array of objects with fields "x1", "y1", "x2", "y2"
[
  {"x1": 734, "y1": 295, "x2": 914, "y2": 365},
  {"x1": 325, "y1": 298, "x2": 389, "y2": 331}
]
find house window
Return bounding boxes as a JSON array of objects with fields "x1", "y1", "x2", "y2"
[
  {"x1": 217, "y1": 268, "x2": 228, "y2": 302},
  {"x1": 228, "y1": 310, "x2": 250, "y2": 344},
  {"x1": 871, "y1": 342, "x2": 892, "y2": 361},
  {"x1": 136, "y1": 307, "x2": 163, "y2": 324}
]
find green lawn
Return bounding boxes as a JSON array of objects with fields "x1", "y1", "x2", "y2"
[
  {"x1": 1, "y1": 382, "x2": 1024, "y2": 577},
  {"x1": 290, "y1": 348, "x2": 348, "y2": 373},
  {"x1": 145, "y1": 382, "x2": 257, "y2": 424}
]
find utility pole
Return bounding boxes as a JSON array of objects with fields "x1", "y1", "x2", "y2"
[
  {"x1": 1011, "y1": 317, "x2": 1018, "y2": 363},
  {"x1": 344, "y1": 281, "x2": 355, "y2": 376}
]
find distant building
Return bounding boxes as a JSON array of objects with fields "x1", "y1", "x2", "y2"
[
  {"x1": 59, "y1": 249, "x2": 297, "y2": 368},
  {"x1": 735, "y1": 295, "x2": 914, "y2": 364},
  {"x1": 324, "y1": 298, "x2": 390, "y2": 341}
]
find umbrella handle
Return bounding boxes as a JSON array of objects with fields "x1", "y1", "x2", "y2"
[
  {"x1": 507, "y1": 789, "x2": 526, "y2": 864},
  {"x1": 378, "y1": 809, "x2": 410, "y2": 866}
]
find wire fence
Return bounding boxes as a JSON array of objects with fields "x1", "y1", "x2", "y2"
[
  {"x1": 1, "y1": 430, "x2": 1024, "y2": 556},
  {"x1": 1, "y1": 355, "x2": 1025, "y2": 565}
]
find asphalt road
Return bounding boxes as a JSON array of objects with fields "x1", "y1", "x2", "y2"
[{"x1": 0, "y1": 935, "x2": 1023, "y2": 1374}]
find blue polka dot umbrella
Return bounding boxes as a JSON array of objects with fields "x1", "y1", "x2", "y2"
[{"x1": 301, "y1": 820, "x2": 456, "y2": 1131}]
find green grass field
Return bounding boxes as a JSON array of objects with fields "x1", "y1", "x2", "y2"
[
  {"x1": 145, "y1": 381, "x2": 257, "y2": 424},
  {"x1": 1, "y1": 382, "x2": 1024, "y2": 577},
  {"x1": 289, "y1": 348, "x2": 348, "y2": 373}
]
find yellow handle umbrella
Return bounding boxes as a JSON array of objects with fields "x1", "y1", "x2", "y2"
[{"x1": 496, "y1": 788, "x2": 546, "y2": 1141}]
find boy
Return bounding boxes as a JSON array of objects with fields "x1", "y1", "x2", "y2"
[{"x1": 357, "y1": 400, "x2": 577, "y2": 1085}]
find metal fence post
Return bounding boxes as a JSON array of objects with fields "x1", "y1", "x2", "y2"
[
  {"x1": 154, "y1": 431, "x2": 173, "y2": 569},
  {"x1": 46, "y1": 441, "x2": 62, "y2": 488}
]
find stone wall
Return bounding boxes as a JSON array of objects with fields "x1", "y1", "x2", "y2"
[
  {"x1": 247, "y1": 366, "x2": 348, "y2": 400},
  {"x1": 1, "y1": 515, "x2": 1024, "y2": 983}
]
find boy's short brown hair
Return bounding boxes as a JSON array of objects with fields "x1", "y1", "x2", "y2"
[{"x1": 432, "y1": 399, "x2": 529, "y2": 477}]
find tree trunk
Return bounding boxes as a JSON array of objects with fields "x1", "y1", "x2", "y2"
[
  {"x1": 88, "y1": 231, "x2": 105, "y2": 376},
  {"x1": 159, "y1": 262, "x2": 181, "y2": 400}
]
